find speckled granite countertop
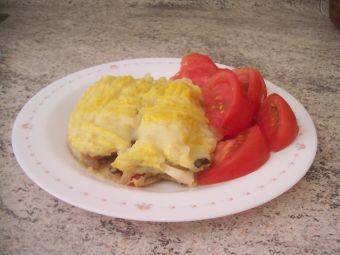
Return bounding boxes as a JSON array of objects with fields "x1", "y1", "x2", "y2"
[{"x1": 0, "y1": 0, "x2": 339, "y2": 254}]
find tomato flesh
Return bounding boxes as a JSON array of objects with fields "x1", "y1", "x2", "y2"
[
  {"x1": 256, "y1": 93, "x2": 299, "y2": 151},
  {"x1": 203, "y1": 69, "x2": 253, "y2": 137},
  {"x1": 233, "y1": 68, "x2": 267, "y2": 117},
  {"x1": 197, "y1": 125, "x2": 270, "y2": 185},
  {"x1": 171, "y1": 53, "x2": 219, "y2": 88}
]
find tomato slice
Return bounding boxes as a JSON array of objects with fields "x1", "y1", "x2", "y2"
[
  {"x1": 171, "y1": 53, "x2": 219, "y2": 88},
  {"x1": 233, "y1": 68, "x2": 267, "y2": 116},
  {"x1": 179, "y1": 52, "x2": 217, "y2": 67},
  {"x1": 256, "y1": 93, "x2": 299, "y2": 151},
  {"x1": 203, "y1": 69, "x2": 253, "y2": 137},
  {"x1": 197, "y1": 125, "x2": 270, "y2": 185}
]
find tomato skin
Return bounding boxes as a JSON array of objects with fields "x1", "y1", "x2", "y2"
[
  {"x1": 233, "y1": 68, "x2": 267, "y2": 117},
  {"x1": 197, "y1": 125, "x2": 270, "y2": 185},
  {"x1": 203, "y1": 69, "x2": 253, "y2": 137},
  {"x1": 256, "y1": 93, "x2": 299, "y2": 152},
  {"x1": 171, "y1": 53, "x2": 219, "y2": 88}
]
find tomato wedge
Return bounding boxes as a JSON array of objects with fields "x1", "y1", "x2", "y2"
[
  {"x1": 256, "y1": 93, "x2": 299, "y2": 152},
  {"x1": 197, "y1": 125, "x2": 270, "y2": 185},
  {"x1": 171, "y1": 53, "x2": 219, "y2": 89},
  {"x1": 202, "y1": 69, "x2": 253, "y2": 137},
  {"x1": 233, "y1": 68, "x2": 267, "y2": 117}
]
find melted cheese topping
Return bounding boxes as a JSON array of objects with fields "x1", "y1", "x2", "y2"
[{"x1": 68, "y1": 75, "x2": 217, "y2": 186}]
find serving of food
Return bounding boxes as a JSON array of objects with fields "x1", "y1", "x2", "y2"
[
  {"x1": 68, "y1": 75, "x2": 217, "y2": 187},
  {"x1": 12, "y1": 55, "x2": 316, "y2": 221},
  {"x1": 67, "y1": 53, "x2": 299, "y2": 188}
]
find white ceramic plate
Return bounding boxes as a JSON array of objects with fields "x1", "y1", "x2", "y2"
[{"x1": 12, "y1": 58, "x2": 317, "y2": 222}]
